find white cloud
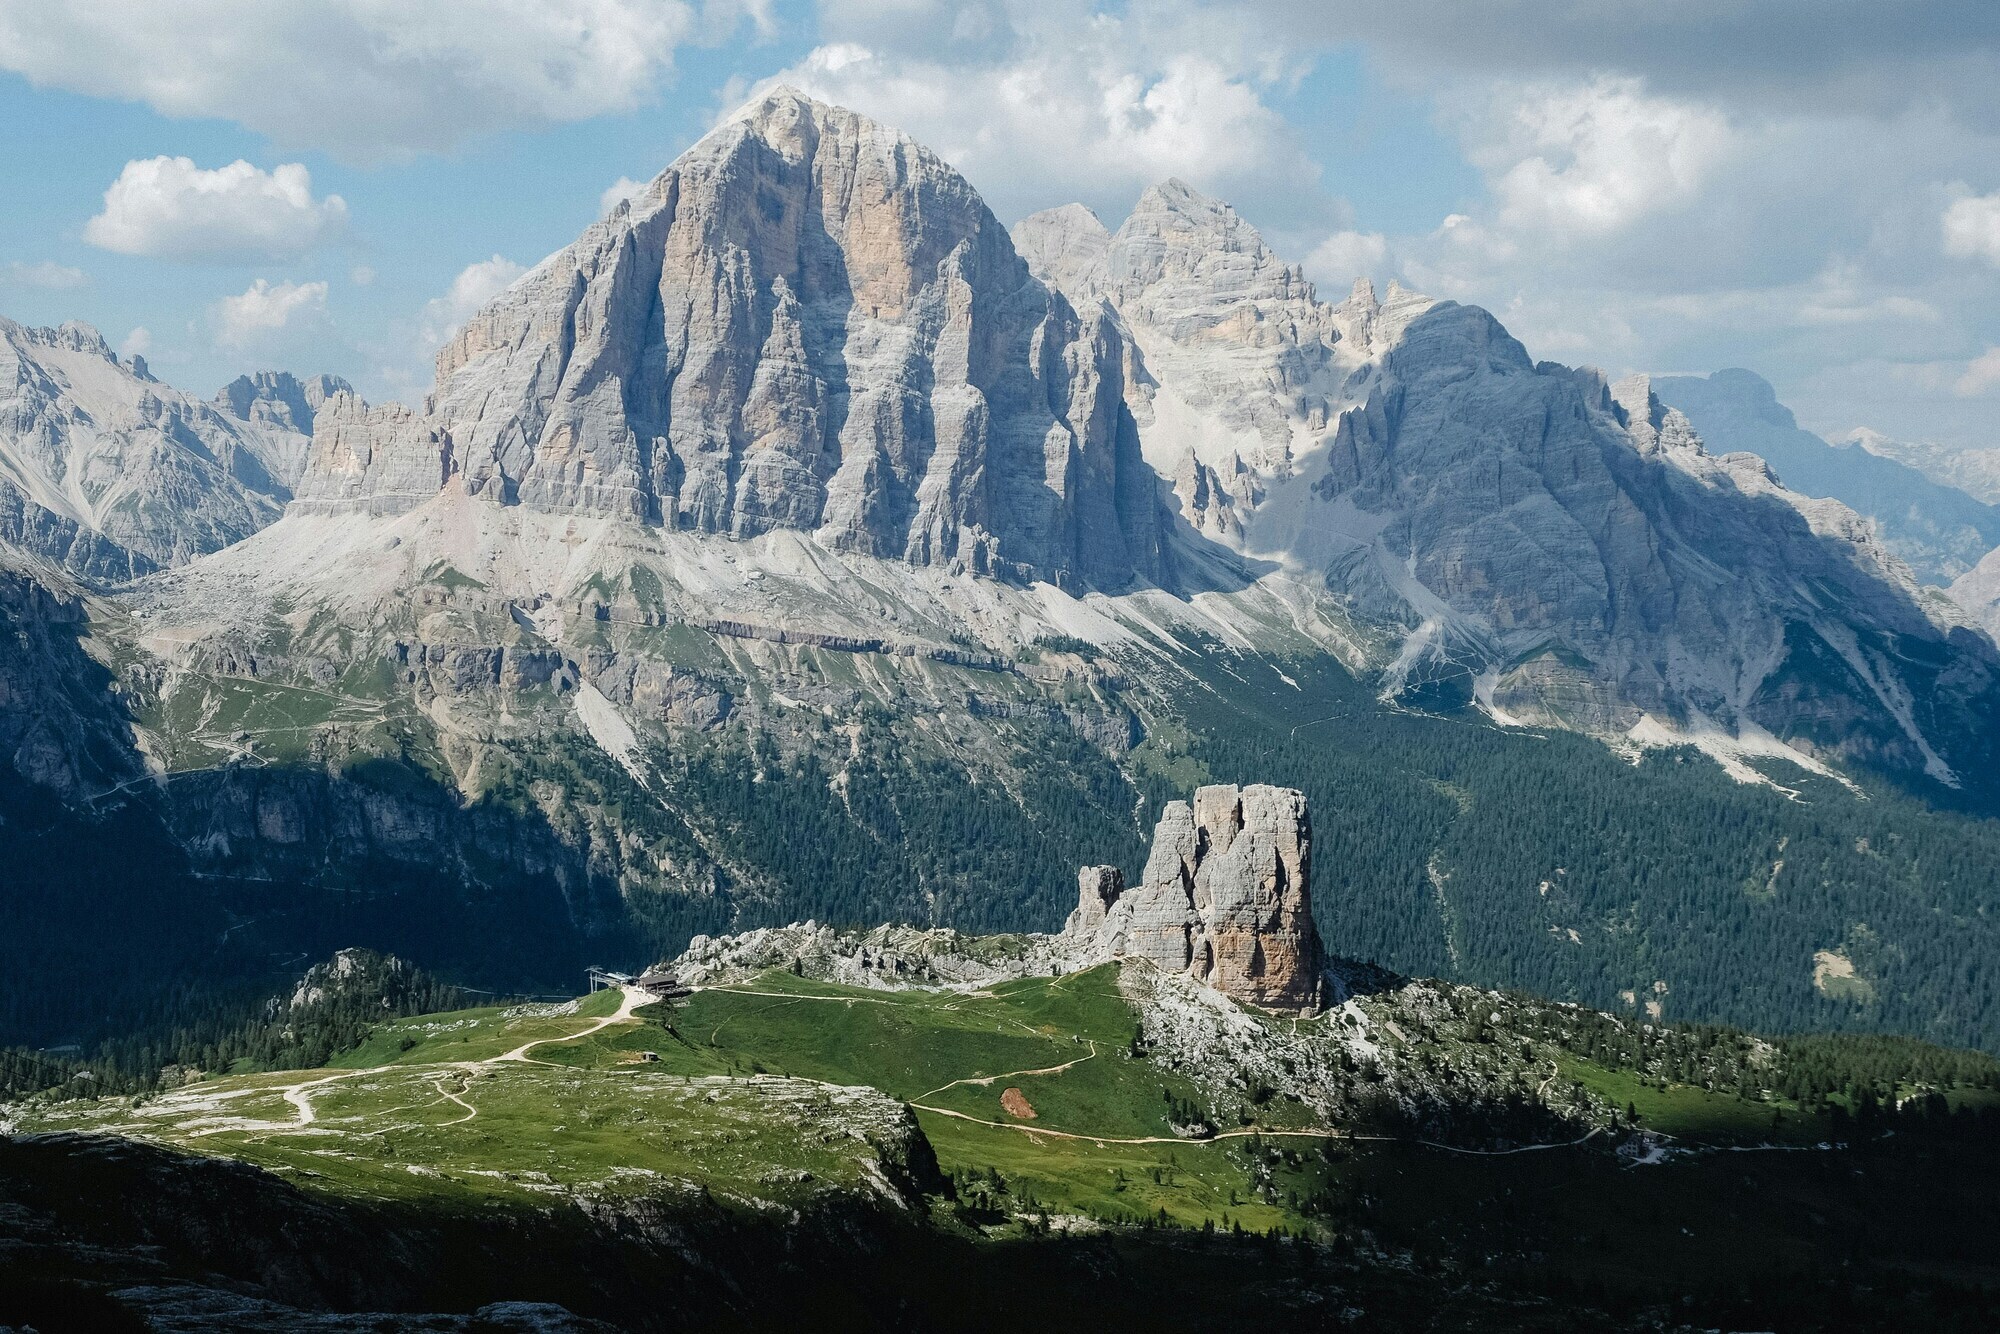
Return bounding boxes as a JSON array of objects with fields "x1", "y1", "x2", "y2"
[
  {"x1": 350, "y1": 264, "x2": 376, "y2": 286},
  {"x1": 1942, "y1": 189, "x2": 2000, "y2": 266},
  {"x1": 1955, "y1": 346, "x2": 2000, "y2": 397},
  {"x1": 419, "y1": 255, "x2": 526, "y2": 350},
  {"x1": 85, "y1": 158, "x2": 347, "y2": 262},
  {"x1": 119, "y1": 327, "x2": 151, "y2": 358},
  {"x1": 213, "y1": 278, "x2": 328, "y2": 347},
  {"x1": 759, "y1": 4, "x2": 1336, "y2": 228},
  {"x1": 599, "y1": 176, "x2": 650, "y2": 216},
  {"x1": 0, "y1": 1, "x2": 742, "y2": 162},
  {"x1": 1462, "y1": 77, "x2": 1733, "y2": 237},
  {"x1": 1303, "y1": 231, "x2": 1388, "y2": 288},
  {"x1": 0, "y1": 259, "x2": 86, "y2": 288}
]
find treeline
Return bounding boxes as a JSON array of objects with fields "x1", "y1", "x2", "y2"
[
  {"x1": 637, "y1": 709, "x2": 1154, "y2": 943},
  {"x1": 1504, "y1": 990, "x2": 2000, "y2": 1136},
  {"x1": 1, "y1": 949, "x2": 468, "y2": 1099},
  {"x1": 1156, "y1": 642, "x2": 2000, "y2": 1054}
]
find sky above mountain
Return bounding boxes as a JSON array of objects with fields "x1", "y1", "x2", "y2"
[{"x1": 1, "y1": 0, "x2": 1997, "y2": 450}]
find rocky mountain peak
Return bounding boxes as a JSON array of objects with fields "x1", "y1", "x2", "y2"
[
  {"x1": 299, "y1": 87, "x2": 1169, "y2": 590},
  {"x1": 38, "y1": 320, "x2": 114, "y2": 358},
  {"x1": 1010, "y1": 203, "x2": 1112, "y2": 305},
  {"x1": 1067, "y1": 783, "x2": 1323, "y2": 1012},
  {"x1": 1107, "y1": 178, "x2": 1321, "y2": 323},
  {"x1": 216, "y1": 370, "x2": 354, "y2": 439}
]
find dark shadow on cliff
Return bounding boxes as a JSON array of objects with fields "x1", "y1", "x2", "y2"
[{"x1": 0, "y1": 566, "x2": 658, "y2": 1049}]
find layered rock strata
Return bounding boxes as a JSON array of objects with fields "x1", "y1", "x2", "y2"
[
  {"x1": 0, "y1": 319, "x2": 319, "y2": 578},
  {"x1": 1069, "y1": 783, "x2": 1322, "y2": 1011},
  {"x1": 292, "y1": 88, "x2": 1171, "y2": 591}
]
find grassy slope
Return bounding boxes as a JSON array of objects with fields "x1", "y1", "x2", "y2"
[
  {"x1": 17, "y1": 966, "x2": 1996, "y2": 1241},
  {"x1": 13, "y1": 964, "x2": 2000, "y2": 1326}
]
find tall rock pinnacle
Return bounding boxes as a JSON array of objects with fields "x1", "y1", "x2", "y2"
[{"x1": 1068, "y1": 783, "x2": 1322, "y2": 1011}]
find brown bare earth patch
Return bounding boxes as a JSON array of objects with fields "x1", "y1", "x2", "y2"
[{"x1": 999, "y1": 1087, "x2": 1036, "y2": 1120}]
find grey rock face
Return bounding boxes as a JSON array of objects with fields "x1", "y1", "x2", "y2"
[
  {"x1": 1952, "y1": 546, "x2": 2000, "y2": 641},
  {"x1": 291, "y1": 393, "x2": 450, "y2": 516},
  {"x1": 1071, "y1": 783, "x2": 1322, "y2": 1011},
  {"x1": 213, "y1": 370, "x2": 353, "y2": 489},
  {"x1": 296, "y1": 89, "x2": 1169, "y2": 591},
  {"x1": 1022, "y1": 178, "x2": 2000, "y2": 787},
  {"x1": 1065, "y1": 864, "x2": 1124, "y2": 938},
  {"x1": 1654, "y1": 369, "x2": 2000, "y2": 585},
  {"x1": 0, "y1": 318, "x2": 310, "y2": 578}
]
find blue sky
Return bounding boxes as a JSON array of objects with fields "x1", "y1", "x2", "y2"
[{"x1": 2, "y1": 0, "x2": 1997, "y2": 449}]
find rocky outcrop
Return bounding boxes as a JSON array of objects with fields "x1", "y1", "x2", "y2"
[
  {"x1": 294, "y1": 88, "x2": 1171, "y2": 592},
  {"x1": 0, "y1": 318, "x2": 312, "y2": 578},
  {"x1": 212, "y1": 369, "x2": 352, "y2": 490},
  {"x1": 1069, "y1": 784, "x2": 1322, "y2": 1012}
]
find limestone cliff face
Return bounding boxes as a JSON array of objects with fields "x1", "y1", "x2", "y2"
[
  {"x1": 0, "y1": 319, "x2": 312, "y2": 578},
  {"x1": 1017, "y1": 183, "x2": 2000, "y2": 790},
  {"x1": 297, "y1": 89, "x2": 1169, "y2": 591},
  {"x1": 1070, "y1": 784, "x2": 1321, "y2": 1012}
]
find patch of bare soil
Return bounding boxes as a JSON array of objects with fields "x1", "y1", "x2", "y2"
[{"x1": 999, "y1": 1087, "x2": 1036, "y2": 1120}]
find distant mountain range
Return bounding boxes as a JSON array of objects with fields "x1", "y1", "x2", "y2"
[
  {"x1": 1653, "y1": 369, "x2": 2000, "y2": 586},
  {"x1": 4, "y1": 89, "x2": 2000, "y2": 1055},
  {"x1": 1848, "y1": 426, "x2": 2000, "y2": 507},
  {"x1": 0, "y1": 318, "x2": 347, "y2": 578}
]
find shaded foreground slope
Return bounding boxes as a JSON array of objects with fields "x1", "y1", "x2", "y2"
[{"x1": 7, "y1": 956, "x2": 2000, "y2": 1331}]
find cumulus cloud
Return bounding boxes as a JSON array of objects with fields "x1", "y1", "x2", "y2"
[
  {"x1": 419, "y1": 255, "x2": 527, "y2": 350},
  {"x1": 119, "y1": 327, "x2": 151, "y2": 358},
  {"x1": 599, "y1": 176, "x2": 650, "y2": 216},
  {"x1": 213, "y1": 278, "x2": 328, "y2": 347},
  {"x1": 1956, "y1": 346, "x2": 2000, "y2": 397},
  {"x1": 85, "y1": 158, "x2": 347, "y2": 262},
  {"x1": 758, "y1": 1, "x2": 1337, "y2": 228},
  {"x1": 1943, "y1": 190, "x2": 2000, "y2": 266},
  {"x1": 1470, "y1": 77, "x2": 1732, "y2": 237},
  {"x1": 1303, "y1": 231, "x2": 1388, "y2": 288},
  {"x1": 0, "y1": 1, "x2": 763, "y2": 162},
  {"x1": 0, "y1": 259, "x2": 86, "y2": 288}
]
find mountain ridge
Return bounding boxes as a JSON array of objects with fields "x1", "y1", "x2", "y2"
[{"x1": 4, "y1": 90, "x2": 2000, "y2": 1065}]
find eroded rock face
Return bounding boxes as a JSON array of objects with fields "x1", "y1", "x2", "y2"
[
  {"x1": 295, "y1": 88, "x2": 1169, "y2": 592},
  {"x1": 0, "y1": 318, "x2": 313, "y2": 578},
  {"x1": 1019, "y1": 181, "x2": 2000, "y2": 789},
  {"x1": 1070, "y1": 784, "x2": 1322, "y2": 1011}
]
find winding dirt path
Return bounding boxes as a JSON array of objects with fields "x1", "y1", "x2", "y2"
[
  {"x1": 276, "y1": 986, "x2": 655, "y2": 1128},
  {"x1": 914, "y1": 1041, "x2": 1100, "y2": 1103}
]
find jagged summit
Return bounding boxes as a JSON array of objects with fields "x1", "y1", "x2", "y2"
[
  {"x1": 294, "y1": 85, "x2": 1169, "y2": 591},
  {"x1": 0, "y1": 317, "x2": 315, "y2": 577}
]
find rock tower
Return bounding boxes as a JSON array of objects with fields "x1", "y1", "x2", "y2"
[{"x1": 1067, "y1": 783, "x2": 1322, "y2": 1011}]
